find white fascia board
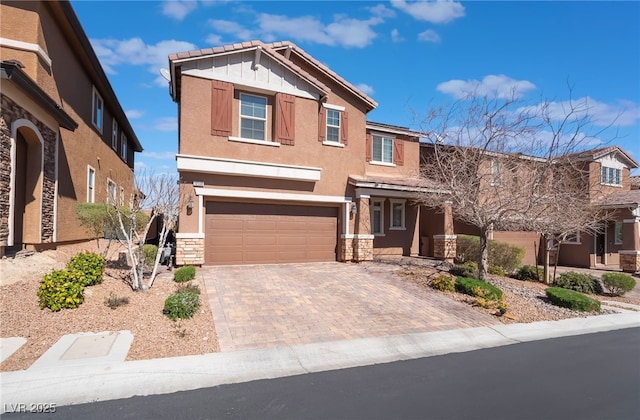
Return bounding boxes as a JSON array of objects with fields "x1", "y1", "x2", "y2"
[
  {"x1": 182, "y1": 69, "x2": 320, "y2": 101},
  {"x1": 354, "y1": 184, "x2": 444, "y2": 197},
  {"x1": 0, "y1": 37, "x2": 52, "y2": 68},
  {"x1": 177, "y1": 154, "x2": 321, "y2": 182},
  {"x1": 194, "y1": 187, "x2": 350, "y2": 204}
]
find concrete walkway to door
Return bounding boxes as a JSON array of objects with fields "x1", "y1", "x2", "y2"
[{"x1": 202, "y1": 262, "x2": 498, "y2": 352}]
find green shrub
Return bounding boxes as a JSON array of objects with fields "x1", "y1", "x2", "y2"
[
  {"x1": 174, "y1": 265, "x2": 196, "y2": 283},
  {"x1": 602, "y1": 273, "x2": 636, "y2": 296},
  {"x1": 163, "y1": 291, "x2": 200, "y2": 321},
  {"x1": 450, "y1": 264, "x2": 479, "y2": 279},
  {"x1": 38, "y1": 269, "x2": 85, "y2": 311},
  {"x1": 513, "y1": 265, "x2": 543, "y2": 281},
  {"x1": 545, "y1": 287, "x2": 601, "y2": 312},
  {"x1": 456, "y1": 235, "x2": 525, "y2": 273},
  {"x1": 143, "y1": 244, "x2": 158, "y2": 267},
  {"x1": 455, "y1": 277, "x2": 503, "y2": 301},
  {"x1": 554, "y1": 271, "x2": 603, "y2": 295},
  {"x1": 176, "y1": 282, "x2": 201, "y2": 295},
  {"x1": 430, "y1": 275, "x2": 455, "y2": 292},
  {"x1": 488, "y1": 265, "x2": 505, "y2": 276},
  {"x1": 67, "y1": 252, "x2": 105, "y2": 286}
]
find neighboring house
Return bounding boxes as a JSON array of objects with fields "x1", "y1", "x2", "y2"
[
  {"x1": 168, "y1": 40, "x2": 448, "y2": 266},
  {"x1": 0, "y1": 0, "x2": 143, "y2": 257}
]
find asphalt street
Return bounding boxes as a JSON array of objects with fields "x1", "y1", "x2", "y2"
[{"x1": 4, "y1": 327, "x2": 639, "y2": 420}]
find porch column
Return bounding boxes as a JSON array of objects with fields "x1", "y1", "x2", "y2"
[
  {"x1": 353, "y1": 193, "x2": 374, "y2": 262},
  {"x1": 339, "y1": 201, "x2": 354, "y2": 262},
  {"x1": 620, "y1": 210, "x2": 640, "y2": 273},
  {"x1": 433, "y1": 201, "x2": 456, "y2": 262}
]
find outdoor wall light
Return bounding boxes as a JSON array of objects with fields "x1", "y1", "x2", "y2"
[
  {"x1": 186, "y1": 195, "x2": 194, "y2": 210},
  {"x1": 350, "y1": 202, "x2": 358, "y2": 217}
]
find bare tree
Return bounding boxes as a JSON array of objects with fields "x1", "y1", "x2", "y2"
[{"x1": 417, "y1": 90, "x2": 614, "y2": 281}]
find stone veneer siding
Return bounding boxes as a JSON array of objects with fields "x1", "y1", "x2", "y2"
[
  {"x1": 434, "y1": 235, "x2": 457, "y2": 262},
  {"x1": 176, "y1": 237, "x2": 205, "y2": 266},
  {"x1": 339, "y1": 236, "x2": 354, "y2": 262},
  {"x1": 1, "y1": 94, "x2": 57, "y2": 245},
  {"x1": 353, "y1": 236, "x2": 374, "y2": 262},
  {"x1": 620, "y1": 252, "x2": 640, "y2": 273}
]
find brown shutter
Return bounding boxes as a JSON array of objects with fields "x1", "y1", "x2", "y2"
[
  {"x1": 341, "y1": 111, "x2": 348, "y2": 145},
  {"x1": 393, "y1": 139, "x2": 404, "y2": 166},
  {"x1": 366, "y1": 133, "x2": 372, "y2": 162},
  {"x1": 275, "y1": 93, "x2": 295, "y2": 145},
  {"x1": 211, "y1": 80, "x2": 233, "y2": 136},
  {"x1": 318, "y1": 106, "x2": 326, "y2": 142}
]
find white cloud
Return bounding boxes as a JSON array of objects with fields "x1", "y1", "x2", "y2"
[
  {"x1": 162, "y1": 0, "x2": 198, "y2": 20},
  {"x1": 209, "y1": 19, "x2": 255, "y2": 40},
  {"x1": 437, "y1": 74, "x2": 536, "y2": 99},
  {"x1": 90, "y1": 38, "x2": 196, "y2": 85},
  {"x1": 417, "y1": 29, "x2": 441, "y2": 43},
  {"x1": 126, "y1": 110, "x2": 145, "y2": 119},
  {"x1": 356, "y1": 83, "x2": 375, "y2": 96},
  {"x1": 153, "y1": 117, "x2": 178, "y2": 131},
  {"x1": 141, "y1": 151, "x2": 177, "y2": 160},
  {"x1": 205, "y1": 34, "x2": 223, "y2": 45},
  {"x1": 391, "y1": 28, "x2": 403, "y2": 43},
  {"x1": 522, "y1": 97, "x2": 640, "y2": 127},
  {"x1": 391, "y1": 0, "x2": 465, "y2": 24},
  {"x1": 368, "y1": 4, "x2": 396, "y2": 19}
]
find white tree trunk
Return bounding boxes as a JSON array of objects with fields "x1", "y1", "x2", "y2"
[{"x1": 479, "y1": 227, "x2": 490, "y2": 280}]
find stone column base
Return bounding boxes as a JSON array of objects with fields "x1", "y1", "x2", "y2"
[
  {"x1": 353, "y1": 235, "x2": 374, "y2": 262},
  {"x1": 620, "y1": 251, "x2": 640, "y2": 273},
  {"x1": 339, "y1": 235, "x2": 354, "y2": 262},
  {"x1": 176, "y1": 234, "x2": 205, "y2": 266},
  {"x1": 433, "y1": 234, "x2": 456, "y2": 262}
]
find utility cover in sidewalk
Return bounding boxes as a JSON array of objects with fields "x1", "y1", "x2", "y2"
[{"x1": 61, "y1": 333, "x2": 118, "y2": 359}]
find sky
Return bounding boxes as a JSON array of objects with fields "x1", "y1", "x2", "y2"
[{"x1": 71, "y1": 0, "x2": 640, "y2": 175}]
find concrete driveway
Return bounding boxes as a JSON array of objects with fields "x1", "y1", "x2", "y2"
[{"x1": 201, "y1": 262, "x2": 498, "y2": 352}]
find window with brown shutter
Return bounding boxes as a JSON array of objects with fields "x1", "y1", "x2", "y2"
[
  {"x1": 275, "y1": 93, "x2": 295, "y2": 145},
  {"x1": 393, "y1": 139, "x2": 404, "y2": 166},
  {"x1": 341, "y1": 111, "x2": 348, "y2": 145},
  {"x1": 211, "y1": 80, "x2": 233, "y2": 136},
  {"x1": 318, "y1": 106, "x2": 326, "y2": 142},
  {"x1": 366, "y1": 133, "x2": 372, "y2": 161}
]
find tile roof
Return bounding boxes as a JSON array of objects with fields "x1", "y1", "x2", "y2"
[
  {"x1": 565, "y1": 146, "x2": 638, "y2": 168},
  {"x1": 631, "y1": 176, "x2": 640, "y2": 190},
  {"x1": 599, "y1": 189, "x2": 640, "y2": 207},
  {"x1": 348, "y1": 175, "x2": 444, "y2": 192}
]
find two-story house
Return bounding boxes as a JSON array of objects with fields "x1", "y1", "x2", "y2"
[
  {"x1": 168, "y1": 40, "x2": 449, "y2": 265},
  {"x1": 0, "y1": 0, "x2": 143, "y2": 257}
]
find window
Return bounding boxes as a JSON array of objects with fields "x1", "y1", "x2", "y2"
[
  {"x1": 107, "y1": 179, "x2": 116, "y2": 205},
  {"x1": 563, "y1": 232, "x2": 580, "y2": 244},
  {"x1": 614, "y1": 221, "x2": 623, "y2": 245},
  {"x1": 92, "y1": 87, "x2": 103, "y2": 132},
  {"x1": 491, "y1": 159, "x2": 501, "y2": 186},
  {"x1": 240, "y1": 93, "x2": 267, "y2": 141},
  {"x1": 87, "y1": 166, "x2": 95, "y2": 203},
  {"x1": 371, "y1": 199, "x2": 384, "y2": 235},
  {"x1": 372, "y1": 135, "x2": 393, "y2": 164},
  {"x1": 111, "y1": 119, "x2": 118, "y2": 150},
  {"x1": 326, "y1": 109, "x2": 340, "y2": 142},
  {"x1": 121, "y1": 134, "x2": 128, "y2": 162},
  {"x1": 120, "y1": 187, "x2": 125, "y2": 206},
  {"x1": 389, "y1": 200, "x2": 406, "y2": 230},
  {"x1": 601, "y1": 166, "x2": 621, "y2": 185}
]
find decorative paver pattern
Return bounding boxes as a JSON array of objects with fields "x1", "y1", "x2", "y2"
[{"x1": 202, "y1": 262, "x2": 498, "y2": 351}]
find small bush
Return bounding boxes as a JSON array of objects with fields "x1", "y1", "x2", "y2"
[
  {"x1": 104, "y1": 292, "x2": 130, "y2": 309},
  {"x1": 143, "y1": 244, "x2": 158, "y2": 267},
  {"x1": 513, "y1": 265, "x2": 543, "y2": 281},
  {"x1": 450, "y1": 264, "x2": 479, "y2": 279},
  {"x1": 455, "y1": 277, "x2": 503, "y2": 301},
  {"x1": 488, "y1": 265, "x2": 505, "y2": 276},
  {"x1": 163, "y1": 291, "x2": 200, "y2": 321},
  {"x1": 554, "y1": 271, "x2": 603, "y2": 295},
  {"x1": 38, "y1": 269, "x2": 85, "y2": 311},
  {"x1": 602, "y1": 273, "x2": 636, "y2": 296},
  {"x1": 456, "y1": 235, "x2": 525, "y2": 273},
  {"x1": 545, "y1": 287, "x2": 601, "y2": 312},
  {"x1": 67, "y1": 252, "x2": 105, "y2": 286},
  {"x1": 174, "y1": 265, "x2": 196, "y2": 283},
  {"x1": 430, "y1": 275, "x2": 455, "y2": 292},
  {"x1": 176, "y1": 282, "x2": 201, "y2": 295}
]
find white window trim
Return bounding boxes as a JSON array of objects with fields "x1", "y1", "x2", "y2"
[
  {"x1": 92, "y1": 86, "x2": 103, "y2": 133},
  {"x1": 120, "y1": 134, "x2": 128, "y2": 161},
  {"x1": 239, "y1": 92, "x2": 268, "y2": 142},
  {"x1": 562, "y1": 232, "x2": 581, "y2": 245},
  {"x1": 87, "y1": 165, "x2": 95, "y2": 203},
  {"x1": 322, "y1": 103, "x2": 346, "y2": 111},
  {"x1": 389, "y1": 199, "x2": 406, "y2": 230},
  {"x1": 369, "y1": 161, "x2": 396, "y2": 167},
  {"x1": 600, "y1": 166, "x2": 622, "y2": 187},
  {"x1": 111, "y1": 119, "x2": 118, "y2": 150},
  {"x1": 322, "y1": 141, "x2": 345, "y2": 148},
  {"x1": 371, "y1": 135, "x2": 394, "y2": 165},
  {"x1": 229, "y1": 136, "x2": 280, "y2": 147},
  {"x1": 107, "y1": 178, "x2": 116, "y2": 205},
  {"x1": 614, "y1": 221, "x2": 623, "y2": 245},
  {"x1": 325, "y1": 108, "x2": 341, "y2": 143},
  {"x1": 371, "y1": 198, "x2": 385, "y2": 236}
]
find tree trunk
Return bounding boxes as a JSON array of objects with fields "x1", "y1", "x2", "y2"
[
  {"x1": 542, "y1": 234, "x2": 551, "y2": 284},
  {"x1": 479, "y1": 227, "x2": 489, "y2": 280},
  {"x1": 553, "y1": 241, "x2": 561, "y2": 283},
  {"x1": 148, "y1": 222, "x2": 169, "y2": 288}
]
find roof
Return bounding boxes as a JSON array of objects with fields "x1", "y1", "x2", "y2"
[
  {"x1": 599, "y1": 189, "x2": 640, "y2": 207},
  {"x1": 348, "y1": 175, "x2": 444, "y2": 193},
  {"x1": 366, "y1": 121, "x2": 424, "y2": 139},
  {"x1": 1, "y1": 60, "x2": 77, "y2": 131},
  {"x1": 49, "y1": 1, "x2": 143, "y2": 152},
  {"x1": 564, "y1": 146, "x2": 638, "y2": 168},
  {"x1": 631, "y1": 176, "x2": 640, "y2": 190}
]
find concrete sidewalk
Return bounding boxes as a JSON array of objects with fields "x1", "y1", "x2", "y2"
[{"x1": 1, "y1": 312, "x2": 638, "y2": 413}]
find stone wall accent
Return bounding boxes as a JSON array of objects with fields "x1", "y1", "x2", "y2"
[
  {"x1": 353, "y1": 235, "x2": 374, "y2": 262},
  {"x1": 339, "y1": 236, "x2": 354, "y2": 262},
  {"x1": 1, "y1": 94, "x2": 57, "y2": 244},
  {"x1": 0, "y1": 114, "x2": 11, "y2": 247},
  {"x1": 176, "y1": 237, "x2": 205, "y2": 266},
  {"x1": 620, "y1": 251, "x2": 640, "y2": 273},
  {"x1": 433, "y1": 234, "x2": 456, "y2": 262}
]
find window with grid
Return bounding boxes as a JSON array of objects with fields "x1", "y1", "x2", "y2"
[
  {"x1": 121, "y1": 134, "x2": 128, "y2": 162},
  {"x1": 326, "y1": 109, "x2": 340, "y2": 142},
  {"x1": 112, "y1": 120, "x2": 118, "y2": 150},
  {"x1": 92, "y1": 87, "x2": 103, "y2": 132},
  {"x1": 601, "y1": 166, "x2": 621, "y2": 185},
  {"x1": 372, "y1": 135, "x2": 393, "y2": 163},
  {"x1": 390, "y1": 200, "x2": 405, "y2": 229},
  {"x1": 240, "y1": 93, "x2": 267, "y2": 141},
  {"x1": 87, "y1": 166, "x2": 95, "y2": 203},
  {"x1": 371, "y1": 199, "x2": 384, "y2": 235}
]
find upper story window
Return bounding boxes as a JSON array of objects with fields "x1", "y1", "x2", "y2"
[
  {"x1": 240, "y1": 93, "x2": 267, "y2": 141},
  {"x1": 121, "y1": 134, "x2": 128, "y2": 162},
  {"x1": 371, "y1": 198, "x2": 384, "y2": 235},
  {"x1": 107, "y1": 179, "x2": 116, "y2": 205},
  {"x1": 111, "y1": 120, "x2": 118, "y2": 150},
  {"x1": 326, "y1": 109, "x2": 341, "y2": 142},
  {"x1": 601, "y1": 166, "x2": 621, "y2": 186},
  {"x1": 92, "y1": 87, "x2": 104, "y2": 133},
  {"x1": 372, "y1": 135, "x2": 393, "y2": 164},
  {"x1": 87, "y1": 166, "x2": 95, "y2": 203}
]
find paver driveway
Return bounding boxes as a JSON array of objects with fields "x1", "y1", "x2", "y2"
[{"x1": 201, "y1": 262, "x2": 498, "y2": 351}]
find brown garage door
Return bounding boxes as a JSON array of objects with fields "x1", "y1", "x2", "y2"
[{"x1": 205, "y1": 202, "x2": 338, "y2": 265}]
